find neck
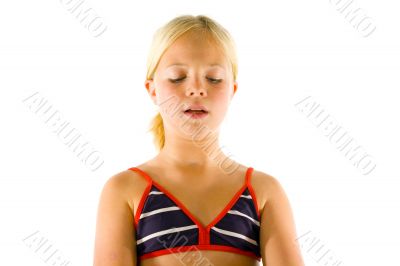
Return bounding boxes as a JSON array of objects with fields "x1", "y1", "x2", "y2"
[{"x1": 154, "y1": 127, "x2": 230, "y2": 172}]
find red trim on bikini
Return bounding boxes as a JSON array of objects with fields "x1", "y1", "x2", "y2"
[
  {"x1": 128, "y1": 167, "x2": 153, "y2": 229},
  {"x1": 246, "y1": 167, "x2": 261, "y2": 219},
  {"x1": 139, "y1": 245, "x2": 262, "y2": 261}
]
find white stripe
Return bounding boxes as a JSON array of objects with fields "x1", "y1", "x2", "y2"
[
  {"x1": 211, "y1": 226, "x2": 258, "y2": 246},
  {"x1": 136, "y1": 225, "x2": 198, "y2": 245},
  {"x1": 140, "y1": 206, "x2": 180, "y2": 219},
  {"x1": 149, "y1": 191, "x2": 164, "y2": 195},
  {"x1": 228, "y1": 210, "x2": 260, "y2": 226},
  {"x1": 240, "y1": 194, "x2": 252, "y2": 199}
]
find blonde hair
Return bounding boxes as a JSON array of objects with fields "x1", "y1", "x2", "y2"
[{"x1": 145, "y1": 14, "x2": 238, "y2": 151}]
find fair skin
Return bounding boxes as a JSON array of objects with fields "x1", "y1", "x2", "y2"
[
  {"x1": 93, "y1": 30, "x2": 305, "y2": 266},
  {"x1": 146, "y1": 30, "x2": 238, "y2": 173}
]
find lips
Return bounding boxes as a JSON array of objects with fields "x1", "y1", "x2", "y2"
[
  {"x1": 182, "y1": 104, "x2": 209, "y2": 119},
  {"x1": 184, "y1": 109, "x2": 208, "y2": 113},
  {"x1": 183, "y1": 104, "x2": 209, "y2": 113},
  {"x1": 183, "y1": 110, "x2": 209, "y2": 119}
]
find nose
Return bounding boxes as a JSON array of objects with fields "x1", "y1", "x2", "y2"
[
  {"x1": 185, "y1": 79, "x2": 207, "y2": 97},
  {"x1": 186, "y1": 87, "x2": 207, "y2": 97},
  {"x1": 186, "y1": 88, "x2": 206, "y2": 97}
]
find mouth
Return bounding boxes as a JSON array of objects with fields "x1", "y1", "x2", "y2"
[{"x1": 183, "y1": 109, "x2": 209, "y2": 119}]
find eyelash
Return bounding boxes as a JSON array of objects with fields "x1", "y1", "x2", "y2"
[{"x1": 169, "y1": 77, "x2": 222, "y2": 84}]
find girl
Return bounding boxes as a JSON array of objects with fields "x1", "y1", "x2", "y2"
[{"x1": 94, "y1": 14, "x2": 305, "y2": 266}]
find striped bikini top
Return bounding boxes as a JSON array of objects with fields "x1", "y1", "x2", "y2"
[{"x1": 128, "y1": 166, "x2": 262, "y2": 262}]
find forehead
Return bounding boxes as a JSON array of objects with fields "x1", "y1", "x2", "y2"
[
  {"x1": 158, "y1": 32, "x2": 229, "y2": 70},
  {"x1": 166, "y1": 63, "x2": 225, "y2": 70}
]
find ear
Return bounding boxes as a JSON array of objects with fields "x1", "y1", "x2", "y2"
[
  {"x1": 144, "y1": 79, "x2": 157, "y2": 105},
  {"x1": 231, "y1": 80, "x2": 238, "y2": 99}
]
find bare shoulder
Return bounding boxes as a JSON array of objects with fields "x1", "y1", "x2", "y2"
[
  {"x1": 94, "y1": 169, "x2": 148, "y2": 265},
  {"x1": 252, "y1": 169, "x2": 305, "y2": 265},
  {"x1": 250, "y1": 169, "x2": 286, "y2": 214},
  {"x1": 101, "y1": 168, "x2": 150, "y2": 213}
]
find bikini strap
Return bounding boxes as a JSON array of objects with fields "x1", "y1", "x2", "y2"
[
  {"x1": 245, "y1": 166, "x2": 254, "y2": 185},
  {"x1": 128, "y1": 167, "x2": 153, "y2": 185},
  {"x1": 245, "y1": 166, "x2": 261, "y2": 219}
]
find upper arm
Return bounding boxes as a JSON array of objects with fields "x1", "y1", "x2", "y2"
[
  {"x1": 259, "y1": 175, "x2": 305, "y2": 266},
  {"x1": 93, "y1": 173, "x2": 137, "y2": 266}
]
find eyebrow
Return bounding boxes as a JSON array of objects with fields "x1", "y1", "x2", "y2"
[{"x1": 166, "y1": 63, "x2": 225, "y2": 69}]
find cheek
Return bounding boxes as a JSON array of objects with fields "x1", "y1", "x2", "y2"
[
  {"x1": 212, "y1": 89, "x2": 231, "y2": 105},
  {"x1": 208, "y1": 94, "x2": 230, "y2": 118},
  {"x1": 155, "y1": 83, "x2": 186, "y2": 116},
  {"x1": 155, "y1": 82, "x2": 180, "y2": 103}
]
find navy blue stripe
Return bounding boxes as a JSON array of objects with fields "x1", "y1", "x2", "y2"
[
  {"x1": 149, "y1": 186, "x2": 159, "y2": 192},
  {"x1": 137, "y1": 209, "x2": 195, "y2": 238},
  {"x1": 231, "y1": 188, "x2": 259, "y2": 219},
  {"x1": 241, "y1": 189, "x2": 251, "y2": 196},
  {"x1": 209, "y1": 188, "x2": 261, "y2": 257},
  {"x1": 210, "y1": 228, "x2": 261, "y2": 257},
  {"x1": 137, "y1": 228, "x2": 198, "y2": 255},
  {"x1": 141, "y1": 196, "x2": 176, "y2": 213},
  {"x1": 141, "y1": 191, "x2": 177, "y2": 213},
  {"x1": 214, "y1": 212, "x2": 259, "y2": 237}
]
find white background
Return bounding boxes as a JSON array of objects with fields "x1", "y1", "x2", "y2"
[{"x1": 1, "y1": 0, "x2": 399, "y2": 265}]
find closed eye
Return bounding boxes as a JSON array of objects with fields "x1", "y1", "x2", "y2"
[
  {"x1": 207, "y1": 77, "x2": 222, "y2": 83},
  {"x1": 169, "y1": 77, "x2": 185, "y2": 83},
  {"x1": 168, "y1": 77, "x2": 222, "y2": 84}
]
